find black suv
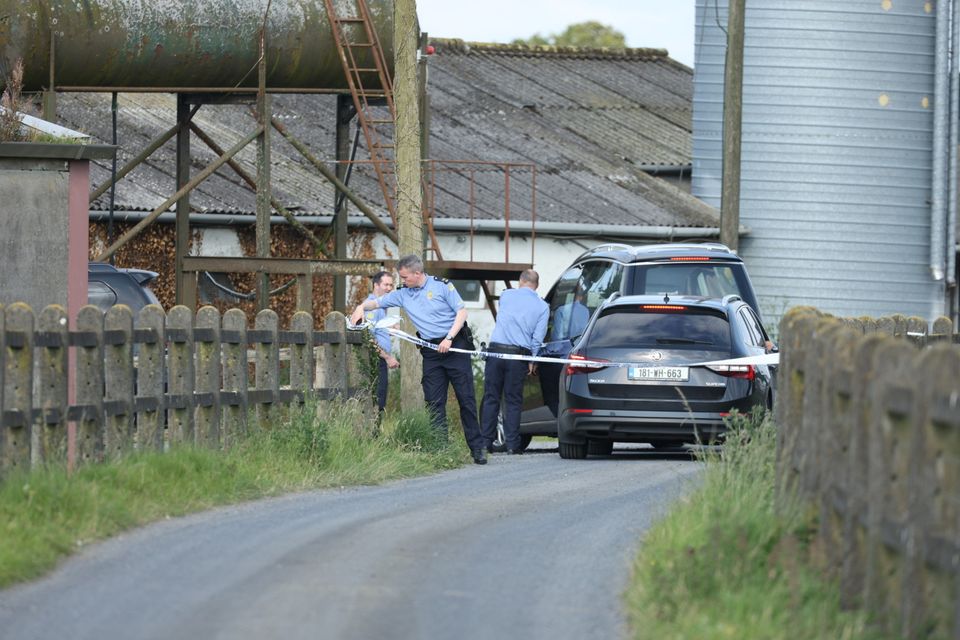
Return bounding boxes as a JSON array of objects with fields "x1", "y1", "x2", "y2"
[
  {"x1": 555, "y1": 293, "x2": 775, "y2": 458},
  {"x1": 511, "y1": 242, "x2": 768, "y2": 450}
]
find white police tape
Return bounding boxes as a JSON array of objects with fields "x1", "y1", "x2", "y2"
[{"x1": 348, "y1": 318, "x2": 780, "y2": 369}]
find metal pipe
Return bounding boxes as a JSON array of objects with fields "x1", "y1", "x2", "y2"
[
  {"x1": 107, "y1": 91, "x2": 118, "y2": 258},
  {"x1": 949, "y1": 0, "x2": 959, "y2": 286},
  {"x1": 88, "y1": 210, "x2": 739, "y2": 239},
  {"x1": 932, "y1": 0, "x2": 951, "y2": 281}
]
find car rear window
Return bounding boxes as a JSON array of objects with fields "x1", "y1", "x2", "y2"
[
  {"x1": 587, "y1": 307, "x2": 731, "y2": 351},
  {"x1": 630, "y1": 263, "x2": 749, "y2": 304}
]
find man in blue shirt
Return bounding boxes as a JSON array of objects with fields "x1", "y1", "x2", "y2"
[
  {"x1": 365, "y1": 271, "x2": 399, "y2": 413},
  {"x1": 350, "y1": 254, "x2": 488, "y2": 464},
  {"x1": 480, "y1": 269, "x2": 549, "y2": 454}
]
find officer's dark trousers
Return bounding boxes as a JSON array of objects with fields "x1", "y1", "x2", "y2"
[
  {"x1": 480, "y1": 357, "x2": 526, "y2": 451},
  {"x1": 376, "y1": 358, "x2": 388, "y2": 412},
  {"x1": 420, "y1": 339, "x2": 484, "y2": 452}
]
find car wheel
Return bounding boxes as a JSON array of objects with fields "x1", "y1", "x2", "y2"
[
  {"x1": 559, "y1": 441, "x2": 587, "y2": 459},
  {"x1": 587, "y1": 439, "x2": 613, "y2": 456}
]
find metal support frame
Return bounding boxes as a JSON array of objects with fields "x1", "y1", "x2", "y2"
[
  {"x1": 334, "y1": 94, "x2": 353, "y2": 311},
  {"x1": 180, "y1": 256, "x2": 384, "y2": 311},
  {"x1": 175, "y1": 94, "x2": 191, "y2": 304},
  {"x1": 255, "y1": 25, "x2": 272, "y2": 311}
]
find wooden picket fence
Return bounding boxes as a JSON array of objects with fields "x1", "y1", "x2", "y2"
[
  {"x1": 776, "y1": 308, "x2": 960, "y2": 639},
  {"x1": 0, "y1": 303, "x2": 373, "y2": 475}
]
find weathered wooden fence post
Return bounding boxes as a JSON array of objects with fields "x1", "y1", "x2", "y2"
[
  {"x1": 75, "y1": 306, "x2": 105, "y2": 466},
  {"x1": 195, "y1": 306, "x2": 221, "y2": 448},
  {"x1": 323, "y1": 311, "x2": 348, "y2": 402},
  {"x1": 840, "y1": 333, "x2": 887, "y2": 610},
  {"x1": 864, "y1": 339, "x2": 916, "y2": 633},
  {"x1": 2, "y1": 303, "x2": 34, "y2": 473},
  {"x1": 817, "y1": 322, "x2": 858, "y2": 577},
  {"x1": 775, "y1": 307, "x2": 820, "y2": 501},
  {"x1": 137, "y1": 305, "x2": 166, "y2": 452},
  {"x1": 166, "y1": 306, "x2": 195, "y2": 445},
  {"x1": 254, "y1": 309, "x2": 279, "y2": 428},
  {"x1": 103, "y1": 305, "x2": 135, "y2": 460},
  {"x1": 36, "y1": 304, "x2": 69, "y2": 465},
  {"x1": 910, "y1": 345, "x2": 960, "y2": 637},
  {"x1": 221, "y1": 308, "x2": 248, "y2": 447},
  {"x1": 289, "y1": 311, "x2": 315, "y2": 401}
]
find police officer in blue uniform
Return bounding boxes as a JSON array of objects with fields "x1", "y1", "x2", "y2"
[
  {"x1": 351, "y1": 254, "x2": 488, "y2": 464},
  {"x1": 480, "y1": 269, "x2": 549, "y2": 454},
  {"x1": 365, "y1": 271, "x2": 400, "y2": 413}
]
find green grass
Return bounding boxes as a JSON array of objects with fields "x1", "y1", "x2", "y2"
[
  {"x1": 625, "y1": 410, "x2": 877, "y2": 640},
  {"x1": 0, "y1": 399, "x2": 468, "y2": 588}
]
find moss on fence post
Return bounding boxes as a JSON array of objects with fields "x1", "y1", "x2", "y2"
[
  {"x1": 75, "y1": 306, "x2": 104, "y2": 466},
  {"x1": 166, "y1": 306, "x2": 195, "y2": 445},
  {"x1": 195, "y1": 306, "x2": 222, "y2": 448},
  {"x1": 103, "y1": 305, "x2": 134, "y2": 460},
  {"x1": 221, "y1": 309, "x2": 248, "y2": 447},
  {"x1": 2, "y1": 303, "x2": 33, "y2": 473},
  {"x1": 37, "y1": 304, "x2": 68, "y2": 465},
  {"x1": 136, "y1": 305, "x2": 166, "y2": 452}
]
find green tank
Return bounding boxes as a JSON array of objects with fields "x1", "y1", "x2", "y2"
[{"x1": 1, "y1": 0, "x2": 394, "y2": 92}]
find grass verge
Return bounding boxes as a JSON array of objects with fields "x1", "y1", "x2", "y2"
[
  {"x1": 0, "y1": 398, "x2": 468, "y2": 589},
  {"x1": 625, "y1": 409, "x2": 877, "y2": 640}
]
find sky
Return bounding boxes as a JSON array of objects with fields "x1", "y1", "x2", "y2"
[{"x1": 415, "y1": 0, "x2": 696, "y2": 67}]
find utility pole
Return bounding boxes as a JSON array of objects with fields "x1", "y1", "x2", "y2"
[
  {"x1": 720, "y1": 0, "x2": 745, "y2": 252},
  {"x1": 394, "y1": 0, "x2": 425, "y2": 410}
]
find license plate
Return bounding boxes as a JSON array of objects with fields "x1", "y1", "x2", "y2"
[{"x1": 628, "y1": 366, "x2": 689, "y2": 382}]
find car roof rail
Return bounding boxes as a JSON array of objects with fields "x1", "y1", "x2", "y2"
[
  {"x1": 591, "y1": 243, "x2": 633, "y2": 253},
  {"x1": 721, "y1": 294, "x2": 743, "y2": 305}
]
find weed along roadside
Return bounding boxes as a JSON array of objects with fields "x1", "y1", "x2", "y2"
[
  {"x1": 0, "y1": 400, "x2": 470, "y2": 589},
  {"x1": 625, "y1": 410, "x2": 872, "y2": 639}
]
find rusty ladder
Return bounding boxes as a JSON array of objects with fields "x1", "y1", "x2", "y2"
[
  {"x1": 322, "y1": 0, "x2": 398, "y2": 227},
  {"x1": 322, "y1": 0, "x2": 444, "y2": 259}
]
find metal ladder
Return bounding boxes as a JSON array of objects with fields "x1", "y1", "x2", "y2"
[{"x1": 322, "y1": 0, "x2": 398, "y2": 226}]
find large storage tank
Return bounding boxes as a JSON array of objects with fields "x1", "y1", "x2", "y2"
[
  {"x1": 692, "y1": 0, "x2": 946, "y2": 324},
  {"x1": 0, "y1": 0, "x2": 395, "y2": 92}
]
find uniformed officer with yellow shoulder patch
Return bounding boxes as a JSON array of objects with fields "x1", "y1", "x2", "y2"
[{"x1": 351, "y1": 254, "x2": 488, "y2": 464}]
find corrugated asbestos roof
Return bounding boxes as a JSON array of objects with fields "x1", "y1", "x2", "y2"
[{"x1": 65, "y1": 38, "x2": 717, "y2": 229}]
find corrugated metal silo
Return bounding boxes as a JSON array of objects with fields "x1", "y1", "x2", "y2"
[{"x1": 692, "y1": 0, "x2": 946, "y2": 325}]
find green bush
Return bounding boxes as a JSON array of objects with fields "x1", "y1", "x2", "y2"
[
  {"x1": 626, "y1": 409, "x2": 874, "y2": 640},
  {"x1": 390, "y1": 408, "x2": 447, "y2": 453}
]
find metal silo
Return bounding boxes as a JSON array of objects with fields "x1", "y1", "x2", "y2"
[{"x1": 693, "y1": 0, "x2": 948, "y2": 325}]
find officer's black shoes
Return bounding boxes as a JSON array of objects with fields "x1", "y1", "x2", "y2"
[
  {"x1": 486, "y1": 444, "x2": 495, "y2": 454},
  {"x1": 471, "y1": 449, "x2": 488, "y2": 465},
  {"x1": 506, "y1": 449, "x2": 523, "y2": 455}
]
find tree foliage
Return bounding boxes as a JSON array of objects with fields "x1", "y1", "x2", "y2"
[{"x1": 512, "y1": 21, "x2": 627, "y2": 49}]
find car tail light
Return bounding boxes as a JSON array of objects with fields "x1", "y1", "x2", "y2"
[
  {"x1": 568, "y1": 408, "x2": 593, "y2": 415},
  {"x1": 565, "y1": 353, "x2": 610, "y2": 375},
  {"x1": 669, "y1": 256, "x2": 710, "y2": 261},
  {"x1": 640, "y1": 305, "x2": 687, "y2": 312},
  {"x1": 706, "y1": 364, "x2": 755, "y2": 380}
]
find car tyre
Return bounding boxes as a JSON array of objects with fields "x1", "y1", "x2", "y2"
[
  {"x1": 587, "y1": 439, "x2": 613, "y2": 456},
  {"x1": 559, "y1": 441, "x2": 587, "y2": 459}
]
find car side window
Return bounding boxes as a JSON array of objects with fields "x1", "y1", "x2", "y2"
[
  {"x1": 744, "y1": 306, "x2": 771, "y2": 345},
  {"x1": 738, "y1": 307, "x2": 766, "y2": 347},
  {"x1": 580, "y1": 261, "x2": 623, "y2": 315},
  {"x1": 547, "y1": 266, "x2": 584, "y2": 343},
  {"x1": 88, "y1": 281, "x2": 118, "y2": 312}
]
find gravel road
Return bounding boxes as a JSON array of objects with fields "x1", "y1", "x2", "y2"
[{"x1": 0, "y1": 445, "x2": 701, "y2": 640}]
